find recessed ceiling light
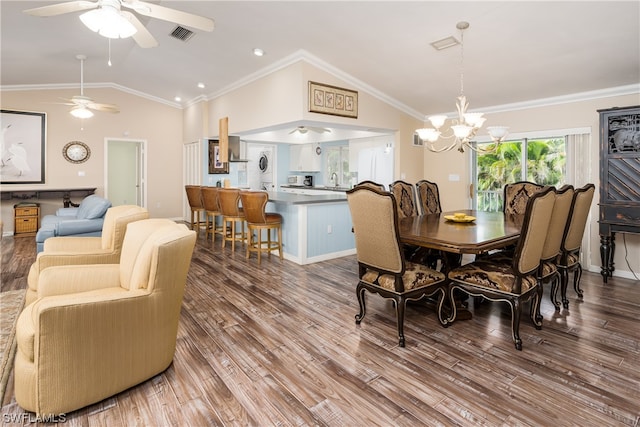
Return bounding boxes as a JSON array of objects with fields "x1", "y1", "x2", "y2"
[
  {"x1": 197, "y1": 82, "x2": 205, "y2": 89},
  {"x1": 253, "y1": 48, "x2": 265, "y2": 57},
  {"x1": 174, "y1": 96, "x2": 181, "y2": 102}
]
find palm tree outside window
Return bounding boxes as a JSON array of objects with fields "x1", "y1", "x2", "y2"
[{"x1": 473, "y1": 137, "x2": 567, "y2": 211}]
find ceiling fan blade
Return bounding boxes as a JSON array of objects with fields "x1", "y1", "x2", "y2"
[
  {"x1": 308, "y1": 126, "x2": 331, "y2": 133},
  {"x1": 24, "y1": 1, "x2": 97, "y2": 17},
  {"x1": 122, "y1": 0, "x2": 214, "y2": 32},
  {"x1": 121, "y1": 11, "x2": 158, "y2": 48},
  {"x1": 88, "y1": 103, "x2": 120, "y2": 113}
]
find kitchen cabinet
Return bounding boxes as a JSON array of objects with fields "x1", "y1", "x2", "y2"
[{"x1": 290, "y1": 144, "x2": 321, "y2": 172}]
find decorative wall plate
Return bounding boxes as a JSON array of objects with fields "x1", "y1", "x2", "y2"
[{"x1": 63, "y1": 141, "x2": 90, "y2": 164}]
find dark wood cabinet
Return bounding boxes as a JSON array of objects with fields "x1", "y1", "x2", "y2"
[{"x1": 598, "y1": 105, "x2": 640, "y2": 283}]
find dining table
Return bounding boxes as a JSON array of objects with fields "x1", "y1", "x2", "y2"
[{"x1": 399, "y1": 209, "x2": 525, "y2": 320}]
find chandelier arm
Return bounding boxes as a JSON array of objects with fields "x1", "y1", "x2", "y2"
[
  {"x1": 462, "y1": 140, "x2": 500, "y2": 154},
  {"x1": 425, "y1": 141, "x2": 459, "y2": 153}
]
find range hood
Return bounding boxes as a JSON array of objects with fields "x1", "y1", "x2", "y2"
[{"x1": 228, "y1": 136, "x2": 248, "y2": 162}]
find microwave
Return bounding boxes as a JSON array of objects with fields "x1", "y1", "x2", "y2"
[{"x1": 287, "y1": 175, "x2": 305, "y2": 186}]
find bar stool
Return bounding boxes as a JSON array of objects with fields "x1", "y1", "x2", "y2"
[
  {"x1": 218, "y1": 188, "x2": 246, "y2": 251},
  {"x1": 239, "y1": 191, "x2": 283, "y2": 264},
  {"x1": 201, "y1": 186, "x2": 224, "y2": 244},
  {"x1": 185, "y1": 185, "x2": 205, "y2": 235}
]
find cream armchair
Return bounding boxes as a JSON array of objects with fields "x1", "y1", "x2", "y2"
[
  {"x1": 14, "y1": 219, "x2": 196, "y2": 416},
  {"x1": 26, "y1": 205, "x2": 149, "y2": 305}
]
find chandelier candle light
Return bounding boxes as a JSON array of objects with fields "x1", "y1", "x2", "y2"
[{"x1": 416, "y1": 22, "x2": 509, "y2": 153}]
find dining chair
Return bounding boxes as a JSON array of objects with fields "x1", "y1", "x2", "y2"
[
  {"x1": 415, "y1": 179, "x2": 445, "y2": 270},
  {"x1": 185, "y1": 185, "x2": 205, "y2": 234},
  {"x1": 355, "y1": 180, "x2": 386, "y2": 191},
  {"x1": 201, "y1": 186, "x2": 224, "y2": 244},
  {"x1": 217, "y1": 188, "x2": 246, "y2": 251},
  {"x1": 503, "y1": 181, "x2": 544, "y2": 215},
  {"x1": 239, "y1": 191, "x2": 283, "y2": 264},
  {"x1": 389, "y1": 180, "x2": 419, "y2": 218},
  {"x1": 538, "y1": 185, "x2": 574, "y2": 310},
  {"x1": 557, "y1": 183, "x2": 596, "y2": 308},
  {"x1": 446, "y1": 186, "x2": 556, "y2": 350},
  {"x1": 416, "y1": 179, "x2": 442, "y2": 214},
  {"x1": 346, "y1": 185, "x2": 447, "y2": 347}
]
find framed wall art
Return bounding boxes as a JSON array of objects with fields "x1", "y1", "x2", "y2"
[
  {"x1": 208, "y1": 139, "x2": 229, "y2": 174},
  {"x1": 308, "y1": 81, "x2": 358, "y2": 118},
  {"x1": 1, "y1": 109, "x2": 46, "y2": 184}
]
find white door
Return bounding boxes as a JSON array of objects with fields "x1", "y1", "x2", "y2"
[{"x1": 106, "y1": 138, "x2": 146, "y2": 207}]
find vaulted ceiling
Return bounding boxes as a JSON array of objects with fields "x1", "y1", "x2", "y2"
[{"x1": 2, "y1": 1, "x2": 639, "y2": 137}]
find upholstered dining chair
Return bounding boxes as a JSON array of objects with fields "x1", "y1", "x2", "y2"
[
  {"x1": 446, "y1": 186, "x2": 556, "y2": 350},
  {"x1": 25, "y1": 205, "x2": 149, "y2": 305},
  {"x1": 201, "y1": 186, "x2": 224, "y2": 244},
  {"x1": 503, "y1": 181, "x2": 544, "y2": 215},
  {"x1": 416, "y1": 179, "x2": 442, "y2": 215},
  {"x1": 14, "y1": 219, "x2": 196, "y2": 416},
  {"x1": 557, "y1": 183, "x2": 596, "y2": 308},
  {"x1": 185, "y1": 185, "x2": 205, "y2": 234},
  {"x1": 389, "y1": 180, "x2": 419, "y2": 218},
  {"x1": 538, "y1": 185, "x2": 574, "y2": 310},
  {"x1": 217, "y1": 188, "x2": 246, "y2": 251},
  {"x1": 346, "y1": 185, "x2": 447, "y2": 347},
  {"x1": 355, "y1": 180, "x2": 386, "y2": 191},
  {"x1": 239, "y1": 190, "x2": 283, "y2": 264}
]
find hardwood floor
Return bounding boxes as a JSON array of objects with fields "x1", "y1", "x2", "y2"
[{"x1": 1, "y1": 232, "x2": 639, "y2": 426}]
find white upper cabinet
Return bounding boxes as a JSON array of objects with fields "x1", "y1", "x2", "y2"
[{"x1": 289, "y1": 143, "x2": 321, "y2": 171}]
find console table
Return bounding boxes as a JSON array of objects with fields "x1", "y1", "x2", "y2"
[
  {"x1": 597, "y1": 106, "x2": 640, "y2": 283},
  {"x1": 1, "y1": 188, "x2": 96, "y2": 208}
]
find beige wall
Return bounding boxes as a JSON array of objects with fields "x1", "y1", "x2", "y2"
[
  {"x1": 425, "y1": 93, "x2": 640, "y2": 278},
  {"x1": 1, "y1": 88, "x2": 183, "y2": 228}
]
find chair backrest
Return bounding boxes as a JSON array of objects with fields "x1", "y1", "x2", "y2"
[
  {"x1": 389, "y1": 180, "x2": 419, "y2": 218},
  {"x1": 503, "y1": 181, "x2": 544, "y2": 215},
  {"x1": 185, "y1": 185, "x2": 203, "y2": 209},
  {"x1": 76, "y1": 195, "x2": 112, "y2": 219},
  {"x1": 100, "y1": 205, "x2": 150, "y2": 250},
  {"x1": 540, "y1": 185, "x2": 574, "y2": 261},
  {"x1": 201, "y1": 186, "x2": 221, "y2": 213},
  {"x1": 217, "y1": 188, "x2": 242, "y2": 216},
  {"x1": 356, "y1": 180, "x2": 385, "y2": 191},
  {"x1": 562, "y1": 183, "x2": 596, "y2": 253},
  {"x1": 347, "y1": 186, "x2": 404, "y2": 276},
  {"x1": 120, "y1": 218, "x2": 179, "y2": 290},
  {"x1": 512, "y1": 186, "x2": 556, "y2": 276},
  {"x1": 416, "y1": 179, "x2": 442, "y2": 214},
  {"x1": 240, "y1": 191, "x2": 269, "y2": 224}
]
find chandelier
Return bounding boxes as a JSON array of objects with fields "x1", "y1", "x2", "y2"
[{"x1": 416, "y1": 22, "x2": 509, "y2": 153}]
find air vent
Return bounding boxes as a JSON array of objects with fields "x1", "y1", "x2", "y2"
[{"x1": 170, "y1": 26, "x2": 195, "y2": 42}]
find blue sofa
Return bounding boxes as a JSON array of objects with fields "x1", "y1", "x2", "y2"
[{"x1": 35, "y1": 195, "x2": 112, "y2": 252}]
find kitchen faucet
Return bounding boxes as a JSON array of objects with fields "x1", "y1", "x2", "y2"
[{"x1": 330, "y1": 172, "x2": 338, "y2": 187}]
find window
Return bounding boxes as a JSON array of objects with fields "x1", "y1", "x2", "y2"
[
  {"x1": 326, "y1": 146, "x2": 349, "y2": 187},
  {"x1": 473, "y1": 137, "x2": 567, "y2": 211}
]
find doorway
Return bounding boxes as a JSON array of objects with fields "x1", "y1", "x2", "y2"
[{"x1": 106, "y1": 138, "x2": 146, "y2": 207}]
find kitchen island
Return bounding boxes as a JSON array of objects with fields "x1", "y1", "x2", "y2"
[{"x1": 265, "y1": 191, "x2": 354, "y2": 265}]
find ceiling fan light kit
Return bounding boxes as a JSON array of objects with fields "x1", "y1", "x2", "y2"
[
  {"x1": 80, "y1": 5, "x2": 137, "y2": 39},
  {"x1": 416, "y1": 22, "x2": 508, "y2": 153},
  {"x1": 70, "y1": 106, "x2": 94, "y2": 118}
]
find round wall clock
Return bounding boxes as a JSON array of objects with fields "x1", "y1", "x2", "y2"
[{"x1": 63, "y1": 141, "x2": 91, "y2": 164}]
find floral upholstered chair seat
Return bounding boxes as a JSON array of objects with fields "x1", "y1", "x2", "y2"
[
  {"x1": 448, "y1": 254, "x2": 537, "y2": 294},
  {"x1": 362, "y1": 262, "x2": 445, "y2": 292}
]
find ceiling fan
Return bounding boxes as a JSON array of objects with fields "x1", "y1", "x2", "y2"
[
  {"x1": 24, "y1": 0, "x2": 214, "y2": 48},
  {"x1": 289, "y1": 126, "x2": 332, "y2": 135},
  {"x1": 57, "y1": 54, "x2": 120, "y2": 118}
]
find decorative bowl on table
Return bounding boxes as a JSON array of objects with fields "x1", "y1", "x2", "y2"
[{"x1": 444, "y1": 212, "x2": 476, "y2": 223}]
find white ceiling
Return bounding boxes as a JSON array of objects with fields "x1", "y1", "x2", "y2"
[{"x1": 2, "y1": 1, "x2": 639, "y2": 143}]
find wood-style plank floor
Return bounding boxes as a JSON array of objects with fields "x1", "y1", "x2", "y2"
[{"x1": 1, "y1": 232, "x2": 639, "y2": 426}]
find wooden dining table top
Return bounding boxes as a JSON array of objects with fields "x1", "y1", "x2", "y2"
[{"x1": 398, "y1": 209, "x2": 524, "y2": 255}]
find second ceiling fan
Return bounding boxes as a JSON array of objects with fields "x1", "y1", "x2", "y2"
[{"x1": 24, "y1": 0, "x2": 215, "y2": 48}]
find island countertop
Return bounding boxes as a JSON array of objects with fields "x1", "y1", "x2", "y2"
[{"x1": 266, "y1": 191, "x2": 347, "y2": 205}]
